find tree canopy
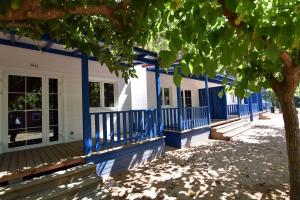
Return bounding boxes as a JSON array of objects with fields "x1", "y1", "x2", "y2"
[{"x1": 1, "y1": 0, "x2": 300, "y2": 199}]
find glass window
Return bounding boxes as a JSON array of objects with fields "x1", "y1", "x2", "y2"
[
  {"x1": 104, "y1": 83, "x2": 114, "y2": 107},
  {"x1": 49, "y1": 78, "x2": 59, "y2": 142},
  {"x1": 164, "y1": 88, "x2": 170, "y2": 106},
  {"x1": 89, "y1": 82, "x2": 101, "y2": 107},
  {"x1": 181, "y1": 90, "x2": 192, "y2": 108},
  {"x1": 8, "y1": 75, "x2": 43, "y2": 148}
]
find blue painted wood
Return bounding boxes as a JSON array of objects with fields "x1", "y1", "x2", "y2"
[
  {"x1": 95, "y1": 114, "x2": 100, "y2": 151},
  {"x1": 129, "y1": 111, "x2": 133, "y2": 143},
  {"x1": 110, "y1": 112, "x2": 114, "y2": 146},
  {"x1": 103, "y1": 113, "x2": 108, "y2": 148},
  {"x1": 153, "y1": 110, "x2": 157, "y2": 137},
  {"x1": 176, "y1": 87, "x2": 183, "y2": 131},
  {"x1": 149, "y1": 110, "x2": 153, "y2": 139},
  {"x1": 116, "y1": 112, "x2": 121, "y2": 145},
  {"x1": 204, "y1": 74, "x2": 211, "y2": 124},
  {"x1": 81, "y1": 52, "x2": 92, "y2": 155},
  {"x1": 248, "y1": 95, "x2": 253, "y2": 121},
  {"x1": 258, "y1": 92, "x2": 263, "y2": 111},
  {"x1": 144, "y1": 110, "x2": 148, "y2": 139},
  {"x1": 123, "y1": 112, "x2": 127, "y2": 144},
  {"x1": 155, "y1": 64, "x2": 163, "y2": 136},
  {"x1": 139, "y1": 110, "x2": 143, "y2": 141},
  {"x1": 237, "y1": 97, "x2": 241, "y2": 116}
]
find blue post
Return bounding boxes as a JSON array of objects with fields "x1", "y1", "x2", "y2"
[
  {"x1": 224, "y1": 89, "x2": 228, "y2": 120},
  {"x1": 81, "y1": 52, "x2": 92, "y2": 155},
  {"x1": 177, "y1": 86, "x2": 183, "y2": 131},
  {"x1": 155, "y1": 63, "x2": 163, "y2": 136},
  {"x1": 248, "y1": 94, "x2": 253, "y2": 121},
  {"x1": 258, "y1": 92, "x2": 263, "y2": 111},
  {"x1": 237, "y1": 97, "x2": 241, "y2": 117},
  {"x1": 264, "y1": 89, "x2": 267, "y2": 111},
  {"x1": 204, "y1": 74, "x2": 211, "y2": 124}
]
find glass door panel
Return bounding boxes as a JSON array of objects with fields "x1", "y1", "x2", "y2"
[
  {"x1": 49, "y1": 78, "x2": 59, "y2": 142},
  {"x1": 8, "y1": 75, "x2": 43, "y2": 148}
]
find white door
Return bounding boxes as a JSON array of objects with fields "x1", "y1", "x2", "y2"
[{"x1": 4, "y1": 73, "x2": 62, "y2": 151}]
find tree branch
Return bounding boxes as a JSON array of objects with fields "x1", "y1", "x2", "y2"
[
  {"x1": 280, "y1": 51, "x2": 294, "y2": 69},
  {"x1": 218, "y1": 0, "x2": 245, "y2": 28},
  {"x1": 0, "y1": 0, "x2": 128, "y2": 28}
]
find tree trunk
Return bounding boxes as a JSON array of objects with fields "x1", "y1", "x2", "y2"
[{"x1": 277, "y1": 92, "x2": 300, "y2": 199}]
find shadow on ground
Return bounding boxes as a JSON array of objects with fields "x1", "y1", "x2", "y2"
[{"x1": 88, "y1": 122, "x2": 289, "y2": 200}]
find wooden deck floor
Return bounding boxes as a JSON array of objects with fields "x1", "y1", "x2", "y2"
[{"x1": 0, "y1": 141, "x2": 84, "y2": 183}]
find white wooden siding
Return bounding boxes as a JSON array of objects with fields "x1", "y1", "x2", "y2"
[{"x1": 0, "y1": 45, "x2": 131, "y2": 153}]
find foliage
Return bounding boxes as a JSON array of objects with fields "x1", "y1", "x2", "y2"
[
  {"x1": 0, "y1": 0, "x2": 165, "y2": 82},
  {"x1": 153, "y1": 0, "x2": 300, "y2": 97}
]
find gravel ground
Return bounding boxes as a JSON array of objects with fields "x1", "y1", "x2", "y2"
[{"x1": 84, "y1": 114, "x2": 290, "y2": 200}]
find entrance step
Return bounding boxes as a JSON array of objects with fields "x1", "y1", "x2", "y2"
[
  {"x1": 259, "y1": 112, "x2": 273, "y2": 120},
  {"x1": 0, "y1": 164, "x2": 102, "y2": 200},
  {"x1": 211, "y1": 119, "x2": 251, "y2": 141}
]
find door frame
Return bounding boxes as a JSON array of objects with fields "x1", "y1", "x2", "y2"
[{"x1": 2, "y1": 70, "x2": 64, "y2": 152}]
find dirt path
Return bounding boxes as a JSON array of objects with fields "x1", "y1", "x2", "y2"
[{"x1": 86, "y1": 114, "x2": 290, "y2": 200}]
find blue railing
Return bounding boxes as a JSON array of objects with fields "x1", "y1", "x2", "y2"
[
  {"x1": 90, "y1": 109, "x2": 158, "y2": 151},
  {"x1": 227, "y1": 104, "x2": 239, "y2": 115},
  {"x1": 252, "y1": 103, "x2": 259, "y2": 113},
  {"x1": 239, "y1": 104, "x2": 250, "y2": 117},
  {"x1": 162, "y1": 106, "x2": 209, "y2": 131}
]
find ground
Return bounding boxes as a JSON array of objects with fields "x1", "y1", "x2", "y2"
[{"x1": 87, "y1": 114, "x2": 290, "y2": 200}]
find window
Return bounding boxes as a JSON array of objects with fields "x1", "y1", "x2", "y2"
[
  {"x1": 181, "y1": 90, "x2": 192, "y2": 108},
  {"x1": 49, "y1": 78, "x2": 59, "y2": 142},
  {"x1": 160, "y1": 87, "x2": 171, "y2": 106},
  {"x1": 104, "y1": 83, "x2": 114, "y2": 107},
  {"x1": 89, "y1": 82, "x2": 101, "y2": 107},
  {"x1": 231, "y1": 94, "x2": 236, "y2": 103},
  {"x1": 8, "y1": 75, "x2": 43, "y2": 148},
  {"x1": 89, "y1": 81, "x2": 115, "y2": 108}
]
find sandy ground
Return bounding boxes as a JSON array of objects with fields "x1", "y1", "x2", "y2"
[{"x1": 85, "y1": 114, "x2": 290, "y2": 200}]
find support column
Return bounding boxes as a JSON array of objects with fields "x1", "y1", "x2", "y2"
[
  {"x1": 248, "y1": 94, "x2": 253, "y2": 121},
  {"x1": 237, "y1": 97, "x2": 241, "y2": 116},
  {"x1": 177, "y1": 87, "x2": 183, "y2": 131},
  {"x1": 81, "y1": 52, "x2": 92, "y2": 155},
  {"x1": 224, "y1": 89, "x2": 228, "y2": 120},
  {"x1": 204, "y1": 74, "x2": 211, "y2": 124},
  {"x1": 155, "y1": 63, "x2": 163, "y2": 136},
  {"x1": 258, "y1": 91, "x2": 263, "y2": 111}
]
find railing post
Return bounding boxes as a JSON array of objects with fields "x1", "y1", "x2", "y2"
[
  {"x1": 224, "y1": 89, "x2": 228, "y2": 120},
  {"x1": 155, "y1": 63, "x2": 163, "y2": 136},
  {"x1": 258, "y1": 91, "x2": 263, "y2": 111},
  {"x1": 81, "y1": 52, "x2": 92, "y2": 155},
  {"x1": 248, "y1": 94, "x2": 253, "y2": 121},
  {"x1": 177, "y1": 86, "x2": 183, "y2": 131},
  {"x1": 237, "y1": 97, "x2": 241, "y2": 117},
  {"x1": 204, "y1": 74, "x2": 211, "y2": 124}
]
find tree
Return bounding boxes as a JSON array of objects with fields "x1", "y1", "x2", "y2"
[
  {"x1": 0, "y1": 0, "x2": 163, "y2": 81},
  {"x1": 1, "y1": 0, "x2": 300, "y2": 198},
  {"x1": 152, "y1": 0, "x2": 300, "y2": 198}
]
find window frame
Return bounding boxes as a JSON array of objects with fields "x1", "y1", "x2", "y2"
[
  {"x1": 161, "y1": 87, "x2": 172, "y2": 107},
  {"x1": 89, "y1": 80, "x2": 117, "y2": 109}
]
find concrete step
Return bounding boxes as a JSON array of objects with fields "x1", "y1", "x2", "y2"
[
  {"x1": 24, "y1": 173, "x2": 102, "y2": 200},
  {"x1": 223, "y1": 123, "x2": 251, "y2": 139},
  {"x1": 217, "y1": 120, "x2": 250, "y2": 134},
  {"x1": 0, "y1": 164, "x2": 99, "y2": 200},
  {"x1": 212, "y1": 119, "x2": 244, "y2": 130}
]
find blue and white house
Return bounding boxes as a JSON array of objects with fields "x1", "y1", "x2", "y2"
[{"x1": 0, "y1": 33, "x2": 271, "y2": 182}]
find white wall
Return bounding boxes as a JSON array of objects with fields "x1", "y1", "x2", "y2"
[
  {"x1": 0, "y1": 44, "x2": 131, "y2": 153},
  {"x1": 130, "y1": 65, "x2": 149, "y2": 110},
  {"x1": 146, "y1": 71, "x2": 221, "y2": 109},
  {"x1": 226, "y1": 92, "x2": 238, "y2": 105}
]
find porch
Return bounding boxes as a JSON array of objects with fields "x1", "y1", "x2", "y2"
[{"x1": 0, "y1": 141, "x2": 84, "y2": 183}]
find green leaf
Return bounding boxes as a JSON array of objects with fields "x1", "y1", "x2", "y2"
[
  {"x1": 218, "y1": 90, "x2": 224, "y2": 98},
  {"x1": 173, "y1": 67, "x2": 183, "y2": 86},
  {"x1": 0, "y1": 0, "x2": 9, "y2": 16},
  {"x1": 159, "y1": 50, "x2": 177, "y2": 68},
  {"x1": 265, "y1": 47, "x2": 280, "y2": 63},
  {"x1": 225, "y1": 0, "x2": 238, "y2": 12},
  {"x1": 10, "y1": 0, "x2": 22, "y2": 10}
]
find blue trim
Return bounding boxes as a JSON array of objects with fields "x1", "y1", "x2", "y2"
[
  {"x1": 204, "y1": 74, "x2": 211, "y2": 124},
  {"x1": 134, "y1": 47, "x2": 158, "y2": 58},
  {"x1": 237, "y1": 97, "x2": 241, "y2": 116},
  {"x1": 248, "y1": 95, "x2": 253, "y2": 121},
  {"x1": 176, "y1": 87, "x2": 183, "y2": 131},
  {"x1": 81, "y1": 52, "x2": 92, "y2": 155},
  {"x1": 224, "y1": 89, "x2": 229, "y2": 120},
  {"x1": 155, "y1": 64, "x2": 163, "y2": 136}
]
